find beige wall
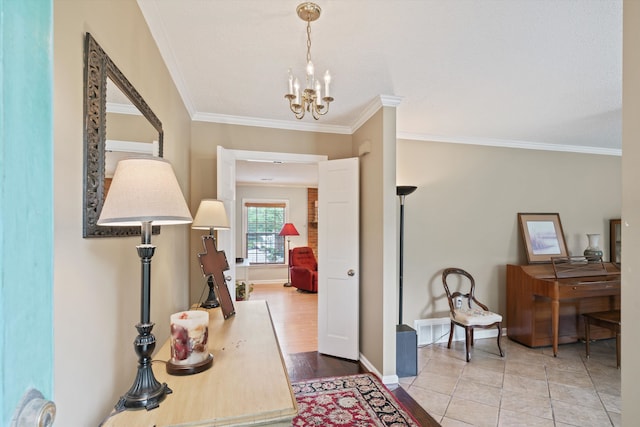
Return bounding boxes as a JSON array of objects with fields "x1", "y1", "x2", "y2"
[
  {"x1": 622, "y1": 2, "x2": 640, "y2": 424},
  {"x1": 54, "y1": 1, "x2": 192, "y2": 425},
  {"x1": 396, "y1": 140, "x2": 621, "y2": 328},
  {"x1": 354, "y1": 107, "x2": 399, "y2": 379}
]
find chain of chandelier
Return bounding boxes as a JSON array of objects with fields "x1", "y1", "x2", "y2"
[{"x1": 285, "y1": 2, "x2": 333, "y2": 120}]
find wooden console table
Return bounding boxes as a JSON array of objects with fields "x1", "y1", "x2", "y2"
[{"x1": 103, "y1": 300, "x2": 297, "y2": 426}]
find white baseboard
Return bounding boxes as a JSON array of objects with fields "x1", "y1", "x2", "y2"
[{"x1": 359, "y1": 353, "x2": 398, "y2": 386}]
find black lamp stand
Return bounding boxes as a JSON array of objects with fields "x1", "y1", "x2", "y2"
[
  {"x1": 201, "y1": 228, "x2": 221, "y2": 308},
  {"x1": 396, "y1": 185, "x2": 418, "y2": 378},
  {"x1": 283, "y1": 237, "x2": 293, "y2": 287},
  {"x1": 397, "y1": 185, "x2": 417, "y2": 325},
  {"x1": 115, "y1": 221, "x2": 172, "y2": 411}
]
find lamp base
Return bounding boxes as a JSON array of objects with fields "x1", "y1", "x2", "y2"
[
  {"x1": 166, "y1": 353, "x2": 214, "y2": 376},
  {"x1": 114, "y1": 373, "x2": 172, "y2": 411},
  {"x1": 200, "y1": 277, "x2": 220, "y2": 308}
]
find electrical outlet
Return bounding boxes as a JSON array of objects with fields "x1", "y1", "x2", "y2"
[{"x1": 455, "y1": 296, "x2": 462, "y2": 309}]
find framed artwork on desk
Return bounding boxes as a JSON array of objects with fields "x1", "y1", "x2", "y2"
[
  {"x1": 518, "y1": 213, "x2": 569, "y2": 264},
  {"x1": 610, "y1": 218, "x2": 621, "y2": 264}
]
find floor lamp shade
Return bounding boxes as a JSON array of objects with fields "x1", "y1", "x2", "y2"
[
  {"x1": 97, "y1": 157, "x2": 192, "y2": 411},
  {"x1": 278, "y1": 222, "x2": 299, "y2": 237}
]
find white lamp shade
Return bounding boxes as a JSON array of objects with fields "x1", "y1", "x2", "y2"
[
  {"x1": 97, "y1": 158, "x2": 193, "y2": 226},
  {"x1": 192, "y1": 199, "x2": 230, "y2": 230}
]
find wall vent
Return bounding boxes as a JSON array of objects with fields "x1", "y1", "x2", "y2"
[{"x1": 413, "y1": 318, "x2": 500, "y2": 346}]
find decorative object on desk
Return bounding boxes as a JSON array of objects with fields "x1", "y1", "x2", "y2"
[
  {"x1": 610, "y1": 218, "x2": 621, "y2": 264},
  {"x1": 198, "y1": 236, "x2": 236, "y2": 319},
  {"x1": 284, "y1": 2, "x2": 333, "y2": 120},
  {"x1": 97, "y1": 157, "x2": 192, "y2": 411},
  {"x1": 167, "y1": 310, "x2": 213, "y2": 375},
  {"x1": 235, "y1": 281, "x2": 254, "y2": 301},
  {"x1": 291, "y1": 373, "x2": 420, "y2": 427},
  {"x1": 396, "y1": 185, "x2": 417, "y2": 377},
  {"x1": 192, "y1": 199, "x2": 230, "y2": 308},
  {"x1": 583, "y1": 233, "x2": 604, "y2": 260},
  {"x1": 517, "y1": 212, "x2": 568, "y2": 263},
  {"x1": 279, "y1": 222, "x2": 299, "y2": 287}
]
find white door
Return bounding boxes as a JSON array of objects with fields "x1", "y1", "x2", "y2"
[
  {"x1": 318, "y1": 158, "x2": 360, "y2": 360},
  {"x1": 216, "y1": 145, "x2": 236, "y2": 299}
]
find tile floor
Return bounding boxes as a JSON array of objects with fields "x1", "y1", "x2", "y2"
[{"x1": 399, "y1": 337, "x2": 621, "y2": 427}]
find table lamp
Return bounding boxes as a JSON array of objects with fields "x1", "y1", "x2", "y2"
[
  {"x1": 192, "y1": 199, "x2": 230, "y2": 308},
  {"x1": 279, "y1": 222, "x2": 299, "y2": 287},
  {"x1": 98, "y1": 157, "x2": 192, "y2": 411}
]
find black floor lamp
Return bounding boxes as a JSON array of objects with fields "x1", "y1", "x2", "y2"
[{"x1": 396, "y1": 185, "x2": 417, "y2": 377}]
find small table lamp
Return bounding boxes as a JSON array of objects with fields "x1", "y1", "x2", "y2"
[
  {"x1": 98, "y1": 158, "x2": 192, "y2": 411},
  {"x1": 192, "y1": 199, "x2": 230, "y2": 308},
  {"x1": 279, "y1": 223, "x2": 299, "y2": 287}
]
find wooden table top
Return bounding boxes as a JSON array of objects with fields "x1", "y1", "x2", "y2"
[{"x1": 103, "y1": 300, "x2": 298, "y2": 426}]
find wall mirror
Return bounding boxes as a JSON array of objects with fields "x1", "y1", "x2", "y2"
[{"x1": 83, "y1": 32, "x2": 163, "y2": 237}]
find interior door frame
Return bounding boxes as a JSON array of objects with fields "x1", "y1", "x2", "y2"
[{"x1": 217, "y1": 148, "x2": 327, "y2": 299}]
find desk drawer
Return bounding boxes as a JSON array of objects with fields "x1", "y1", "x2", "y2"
[{"x1": 558, "y1": 281, "x2": 620, "y2": 298}]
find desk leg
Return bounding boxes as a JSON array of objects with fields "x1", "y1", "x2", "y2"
[{"x1": 551, "y1": 299, "x2": 559, "y2": 357}]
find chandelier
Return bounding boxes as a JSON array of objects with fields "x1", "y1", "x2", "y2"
[{"x1": 285, "y1": 2, "x2": 333, "y2": 120}]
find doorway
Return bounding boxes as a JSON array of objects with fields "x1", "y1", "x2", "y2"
[{"x1": 217, "y1": 148, "x2": 326, "y2": 355}]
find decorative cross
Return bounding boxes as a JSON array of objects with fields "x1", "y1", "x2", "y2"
[{"x1": 198, "y1": 235, "x2": 235, "y2": 319}]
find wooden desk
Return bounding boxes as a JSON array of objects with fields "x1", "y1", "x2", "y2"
[
  {"x1": 103, "y1": 300, "x2": 297, "y2": 426},
  {"x1": 507, "y1": 263, "x2": 620, "y2": 356}
]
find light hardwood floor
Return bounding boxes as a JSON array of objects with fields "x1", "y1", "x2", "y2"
[{"x1": 250, "y1": 282, "x2": 318, "y2": 355}]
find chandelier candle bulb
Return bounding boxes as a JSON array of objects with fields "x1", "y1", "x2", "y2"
[
  {"x1": 294, "y1": 78, "x2": 300, "y2": 105},
  {"x1": 306, "y1": 61, "x2": 314, "y2": 88},
  {"x1": 288, "y1": 69, "x2": 294, "y2": 95},
  {"x1": 315, "y1": 80, "x2": 322, "y2": 105},
  {"x1": 324, "y1": 70, "x2": 331, "y2": 97}
]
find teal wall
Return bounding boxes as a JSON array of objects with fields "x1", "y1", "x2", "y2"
[{"x1": 0, "y1": 0, "x2": 54, "y2": 424}]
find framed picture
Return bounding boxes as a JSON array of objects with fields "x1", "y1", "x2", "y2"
[
  {"x1": 609, "y1": 218, "x2": 621, "y2": 264},
  {"x1": 518, "y1": 213, "x2": 569, "y2": 263}
]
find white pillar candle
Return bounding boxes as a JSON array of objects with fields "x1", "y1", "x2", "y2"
[{"x1": 170, "y1": 310, "x2": 209, "y2": 365}]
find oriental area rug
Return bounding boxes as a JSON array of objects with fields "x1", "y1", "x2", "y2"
[{"x1": 291, "y1": 373, "x2": 420, "y2": 427}]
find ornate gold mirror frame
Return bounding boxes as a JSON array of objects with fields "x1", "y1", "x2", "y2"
[{"x1": 83, "y1": 32, "x2": 163, "y2": 237}]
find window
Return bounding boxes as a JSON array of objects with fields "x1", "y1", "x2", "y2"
[{"x1": 244, "y1": 200, "x2": 287, "y2": 264}]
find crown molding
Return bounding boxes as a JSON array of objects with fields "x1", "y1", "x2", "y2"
[
  {"x1": 396, "y1": 132, "x2": 622, "y2": 156},
  {"x1": 350, "y1": 95, "x2": 403, "y2": 133},
  {"x1": 192, "y1": 111, "x2": 352, "y2": 134}
]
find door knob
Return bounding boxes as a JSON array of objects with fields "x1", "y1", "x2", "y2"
[{"x1": 348, "y1": 269, "x2": 355, "y2": 277}]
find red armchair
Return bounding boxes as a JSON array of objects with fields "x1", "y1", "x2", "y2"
[{"x1": 289, "y1": 247, "x2": 318, "y2": 293}]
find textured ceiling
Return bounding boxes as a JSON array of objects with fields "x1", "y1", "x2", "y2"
[{"x1": 137, "y1": 0, "x2": 622, "y2": 183}]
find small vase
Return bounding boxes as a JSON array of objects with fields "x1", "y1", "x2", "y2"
[{"x1": 584, "y1": 233, "x2": 603, "y2": 260}]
